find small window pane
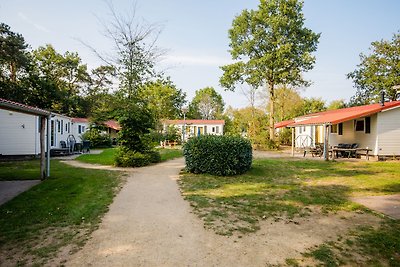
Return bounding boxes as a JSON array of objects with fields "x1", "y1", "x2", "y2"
[
  {"x1": 355, "y1": 120, "x2": 364, "y2": 131},
  {"x1": 338, "y1": 123, "x2": 343, "y2": 135}
]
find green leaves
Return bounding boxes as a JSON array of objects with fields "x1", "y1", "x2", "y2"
[
  {"x1": 188, "y1": 87, "x2": 225, "y2": 119},
  {"x1": 220, "y1": 0, "x2": 320, "y2": 89},
  {"x1": 183, "y1": 135, "x2": 252, "y2": 176},
  {"x1": 348, "y1": 33, "x2": 400, "y2": 104}
]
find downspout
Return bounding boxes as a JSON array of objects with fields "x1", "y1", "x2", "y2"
[{"x1": 46, "y1": 115, "x2": 51, "y2": 178}]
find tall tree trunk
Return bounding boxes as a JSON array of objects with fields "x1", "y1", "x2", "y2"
[
  {"x1": 269, "y1": 82, "x2": 275, "y2": 141},
  {"x1": 10, "y1": 62, "x2": 16, "y2": 83}
]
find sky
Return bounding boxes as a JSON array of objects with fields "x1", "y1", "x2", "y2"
[{"x1": 1, "y1": 0, "x2": 399, "y2": 109}]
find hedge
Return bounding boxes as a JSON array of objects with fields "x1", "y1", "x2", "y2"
[
  {"x1": 114, "y1": 147, "x2": 161, "y2": 167},
  {"x1": 183, "y1": 135, "x2": 252, "y2": 176}
]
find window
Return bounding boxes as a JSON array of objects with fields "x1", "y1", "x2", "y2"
[
  {"x1": 78, "y1": 125, "x2": 82, "y2": 134},
  {"x1": 82, "y1": 126, "x2": 85, "y2": 132},
  {"x1": 365, "y1": 117, "x2": 371, "y2": 134},
  {"x1": 299, "y1": 127, "x2": 303, "y2": 134},
  {"x1": 61, "y1": 120, "x2": 64, "y2": 134},
  {"x1": 57, "y1": 120, "x2": 60, "y2": 133},
  {"x1": 331, "y1": 124, "x2": 338, "y2": 134},
  {"x1": 216, "y1": 126, "x2": 219, "y2": 134},
  {"x1": 338, "y1": 123, "x2": 343, "y2": 135},
  {"x1": 355, "y1": 120, "x2": 364, "y2": 131},
  {"x1": 212, "y1": 127, "x2": 215, "y2": 133}
]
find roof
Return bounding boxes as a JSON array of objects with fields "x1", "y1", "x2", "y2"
[
  {"x1": 164, "y1": 119, "x2": 225, "y2": 125},
  {"x1": 104, "y1": 120, "x2": 121, "y2": 130},
  {"x1": 275, "y1": 120, "x2": 295, "y2": 128},
  {"x1": 275, "y1": 101, "x2": 400, "y2": 128},
  {"x1": 72, "y1": 118, "x2": 89, "y2": 123},
  {"x1": 0, "y1": 98, "x2": 51, "y2": 116}
]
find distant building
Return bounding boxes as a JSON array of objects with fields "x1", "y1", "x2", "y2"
[{"x1": 163, "y1": 119, "x2": 225, "y2": 142}]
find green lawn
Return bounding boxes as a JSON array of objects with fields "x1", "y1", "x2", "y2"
[
  {"x1": 76, "y1": 147, "x2": 183, "y2": 166},
  {"x1": 179, "y1": 159, "x2": 400, "y2": 235},
  {"x1": 0, "y1": 160, "x2": 42, "y2": 181},
  {"x1": 180, "y1": 158, "x2": 400, "y2": 266},
  {"x1": 0, "y1": 160, "x2": 123, "y2": 266}
]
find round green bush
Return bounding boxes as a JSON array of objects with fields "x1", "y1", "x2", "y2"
[
  {"x1": 114, "y1": 147, "x2": 161, "y2": 167},
  {"x1": 183, "y1": 135, "x2": 252, "y2": 176}
]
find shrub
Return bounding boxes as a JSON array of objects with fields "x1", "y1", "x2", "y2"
[
  {"x1": 183, "y1": 135, "x2": 252, "y2": 176},
  {"x1": 114, "y1": 147, "x2": 161, "y2": 167},
  {"x1": 81, "y1": 128, "x2": 112, "y2": 148}
]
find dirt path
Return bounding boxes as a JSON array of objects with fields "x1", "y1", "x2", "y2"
[{"x1": 66, "y1": 158, "x2": 380, "y2": 266}]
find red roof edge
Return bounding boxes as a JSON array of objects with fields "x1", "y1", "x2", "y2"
[{"x1": 275, "y1": 120, "x2": 295, "y2": 129}]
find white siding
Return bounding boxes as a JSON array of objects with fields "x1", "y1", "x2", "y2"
[
  {"x1": 377, "y1": 107, "x2": 400, "y2": 156},
  {"x1": 329, "y1": 114, "x2": 378, "y2": 155},
  {"x1": 71, "y1": 122, "x2": 89, "y2": 142},
  {"x1": 295, "y1": 125, "x2": 314, "y2": 148},
  {"x1": 0, "y1": 109, "x2": 38, "y2": 155}
]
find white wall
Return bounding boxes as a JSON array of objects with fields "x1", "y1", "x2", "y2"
[
  {"x1": 0, "y1": 109, "x2": 38, "y2": 155},
  {"x1": 166, "y1": 123, "x2": 224, "y2": 141},
  {"x1": 377, "y1": 107, "x2": 400, "y2": 156},
  {"x1": 329, "y1": 114, "x2": 378, "y2": 155},
  {"x1": 295, "y1": 125, "x2": 314, "y2": 148},
  {"x1": 71, "y1": 122, "x2": 89, "y2": 142}
]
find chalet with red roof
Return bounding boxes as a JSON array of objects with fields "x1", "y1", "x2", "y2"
[
  {"x1": 163, "y1": 119, "x2": 225, "y2": 142},
  {"x1": 275, "y1": 100, "x2": 400, "y2": 159}
]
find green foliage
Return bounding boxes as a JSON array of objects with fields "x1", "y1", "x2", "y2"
[
  {"x1": 118, "y1": 103, "x2": 155, "y2": 153},
  {"x1": 220, "y1": 0, "x2": 320, "y2": 139},
  {"x1": 224, "y1": 106, "x2": 273, "y2": 149},
  {"x1": 183, "y1": 135, "x2": 252, "y2": 176},
  {"x1": 139, "y1": 78, "x2": 187, "y2": 121},
  {"x1": 302, "y1": 97, "x2": 327, "y2": 114},
  {"x1": 81, "y1": 127, "x2": 112, "y2": 148},
  {"x1": 348, "y1": 32, "x2": 400, "y2": 105},
  {"x1": 327, "y1": 99, "x2": 347, "y2": 110},
  {"x1": 188, "y1": 87, "x2": 225, "y2": 119},
  {"x1": 114, "y1": 147, "x2": 160, "y2": 167},
  {"x1": 0, "y1": 160, "x2": 122, "y2": 265}
]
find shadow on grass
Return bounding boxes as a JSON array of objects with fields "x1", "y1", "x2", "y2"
[{"x1": 180, "y1": 158, "x2": 400, "y2": 235}]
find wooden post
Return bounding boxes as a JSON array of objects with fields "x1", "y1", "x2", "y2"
[
  {"x1": 323, "y1": 124, "x2": 329, "y2": 161},
  {"x1": 291, "y1": 127, "x2": 295, "y2": 157},
  {"x1": 40, "y1": 116, "x2": 46, "y2": 180}
]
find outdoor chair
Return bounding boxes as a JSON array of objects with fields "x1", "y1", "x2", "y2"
[{"x1": 82, "y1": 140, "x2": 90, "y2": 153}]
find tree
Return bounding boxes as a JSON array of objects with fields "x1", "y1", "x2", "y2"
[
  {"x1": 188, "y1": 87, "x2": 225, "y2": 119},
  {"x1": 327, "y1": 99, "x2": 346, "y2": 110},
  {"x1": 31, "y1": 44, "x2": 90, "y2": 116},
  {"x1": 0, "y1": 23, "x2": 30, "y2": 83},
  {"x1": 301, "y1": 97, "x2": 326, "y2": 114},
  {"x1": 348, "y1": 32, "x2": 400, "y2": 105},
  {"x1": 0, "y1": 23, "x2": 32, "y2": 103},
  {"x1": 220, "y1": 0, "x2": 320, "y2": 140},
  {"x1": 84, "y1": 1, "x2": 163, "y2": 100},
  {"x1": 139, "y1": 78, "x2": 187, "y2": 121},
  {"x1": 269, "y1": 86, "x2": 304, "y2": 122}
]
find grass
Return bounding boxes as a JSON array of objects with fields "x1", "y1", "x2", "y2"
[
  {"x1": 76, "y1": 148, "x2": 116, "y2": 165},
  {"x1": 304, "y1": 220, "x2": 400, "y2": 266},
  {"x1": 179, "y1": 158, "x2": 400, "y2": 235},
  {"x1": 0, "y1": 160, "x2": 42, "y2": 181},
  {"x1": 76, "y1": 147, "x2": 183, "y2": 166},
  {"x1": 0, "y1": 160, "x2": 123, "y2": 266}
]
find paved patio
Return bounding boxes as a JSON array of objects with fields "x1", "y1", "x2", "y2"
[
  {"x1": 0, "y1": 180, "x2": 41, "y2": 206},
  {"x1": 352, "y1": 194, "x2": 400, "y2": 219}
]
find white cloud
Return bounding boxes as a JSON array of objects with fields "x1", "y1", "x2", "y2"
[
  {"x1": 18, "y1": 12, "x2": 50, "y2": 33},
  {"x1": 162, "y1": 54, "x2": 232, "y2": 67}
]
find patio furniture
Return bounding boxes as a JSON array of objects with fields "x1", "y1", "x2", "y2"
[{"x1": 82, "y1": 140, "x2": 90, "y2": 153}]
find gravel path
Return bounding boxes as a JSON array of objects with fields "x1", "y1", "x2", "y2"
[{"x1": 66, "y1": 158, "x2": 380, "y2": 266}]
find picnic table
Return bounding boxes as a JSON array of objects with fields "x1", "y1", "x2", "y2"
[{"x1": 330, "y1": 147, "x2": 372, "y2": 160}]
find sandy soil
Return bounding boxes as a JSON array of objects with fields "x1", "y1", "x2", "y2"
[{"x1": 65, "y1": 158, "x2": 381, "y2": 267}]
